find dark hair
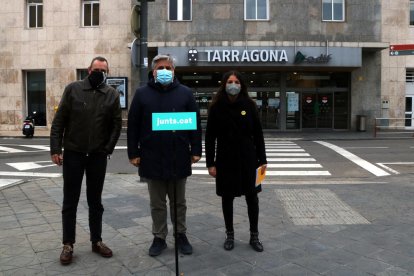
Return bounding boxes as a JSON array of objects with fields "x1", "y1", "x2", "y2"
[
  {"x1": 210, "y1": 70, "x2": 254, "y2": 107},
  {"x1": 89, "y1": 56, "x2": 109, "y2": 68}
]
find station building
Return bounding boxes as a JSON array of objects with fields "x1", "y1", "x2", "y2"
[{"x1": 0, "y1": 1, "x2": 413, "y2": 133}]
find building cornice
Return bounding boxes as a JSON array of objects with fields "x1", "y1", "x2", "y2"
[{"x1": 148, "y1": 41, "x2": 389, "y2": 50}]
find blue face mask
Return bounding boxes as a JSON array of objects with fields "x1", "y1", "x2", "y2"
[
  {"x1": 156, "y1": 69, "x2": 173, "y2": 85},
  {"x1": 226, "y1": 83, "x2": 241, "y2": 96}
]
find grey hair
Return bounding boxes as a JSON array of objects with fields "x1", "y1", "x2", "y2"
[{"x1": 151, "y1": 54, "x2": 176, "y2": 69}]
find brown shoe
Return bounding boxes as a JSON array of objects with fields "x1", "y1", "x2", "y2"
[
  {"x1": 92, "y1": 241, "x2": 113, "y2": 258},
  {"x1": 60, "y1": 244, "x2": 73, "y2": 265}
]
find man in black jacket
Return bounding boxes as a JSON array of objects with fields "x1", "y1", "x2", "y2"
[
  {"x1": 50, "y1": 56, "x2": 122, "y2": 265},
  {"x1": 127, "y1": 54, "x2": 202, "y2": 257}
]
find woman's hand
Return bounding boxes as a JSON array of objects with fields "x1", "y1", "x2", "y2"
[
  {"x1": 191, "y1": 155, "x2": 201, "y2": 164},
  {"x1": 208, "y1": 166, "x2": 216, "y2": 178},
  {"x1": 260, "y1": 164, "x2": 267, "y2": 175},
  {"x1": 129, "y1": 157, "x2": 140, "y2": 167}
]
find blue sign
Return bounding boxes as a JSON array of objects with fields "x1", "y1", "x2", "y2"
[{"x1": 152, "y1": 112, "x2": 197, "y2": 131}]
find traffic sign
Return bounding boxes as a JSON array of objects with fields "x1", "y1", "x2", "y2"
[{"x1": 389, "y1": 44, "x2": 414, "y2": 56}]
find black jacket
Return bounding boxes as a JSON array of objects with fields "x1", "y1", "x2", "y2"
[
  {"x1": 127, "y1": 77, "x2": 202, "y2": 180},
  {"x1": 205, "y1": 96, "x2": 267, "y2": 197},
  {"x1": 50, "y1": 78, "x2": 122, "y2": 155}
]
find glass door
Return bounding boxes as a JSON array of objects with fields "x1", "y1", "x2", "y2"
[
  {"x1": 256, "y1": 91, "x2": 280, "y2": 129},
  {"x1": 333, "y1": 92, "x2": 348, "y2": 129},
  {"x1": 301, "y1": 92, "x2": 333, "y2": 129}
]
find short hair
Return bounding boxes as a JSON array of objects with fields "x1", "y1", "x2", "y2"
[
  {"x1": 89, "y1": 56, "x2": 109, "y2": 68},
  {"x1": 151, "y1": 54, "x2": 176, "y2": 70}
]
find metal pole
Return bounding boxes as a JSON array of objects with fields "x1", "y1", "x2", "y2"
[{"x1": 139, "y1": 0, "x2": 149, "y2": 87}]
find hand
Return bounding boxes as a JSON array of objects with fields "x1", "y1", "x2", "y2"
[
  {"x1": 208, "y1": 166, "x2": 216, "y2": 178},
  {"x1": 130, "y1": 157, "x2": 140, "y2": 167},
  {"x1": 191, "y1": 155, "x2": 201, "y2": 164},
  {"x1": 51, "y1": 154, "x2": 63, "y2": 166},
  {"x1": 260, "y1": 164, "x2": 267, "y2": 174}
]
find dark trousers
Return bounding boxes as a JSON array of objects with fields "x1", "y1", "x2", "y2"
[
  {"x1": 147, "y1": 178, "x2": 187, "y2": 240},
  {"x1": 222, "y1": 194, "x2": 259, "y2": 233},
  {"x1": 61, "y1": 150, "x2": 107, "y2": 244}
]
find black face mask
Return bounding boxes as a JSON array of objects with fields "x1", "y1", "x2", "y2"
[{"x1": 88, "y1": 71, "x2": 107, "y2": 88}]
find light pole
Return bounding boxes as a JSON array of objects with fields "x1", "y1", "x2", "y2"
[{"x1": 138, "y1": 0, "x2": 152, "y2": 87}]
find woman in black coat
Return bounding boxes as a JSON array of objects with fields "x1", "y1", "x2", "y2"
[{"x1": 205, "y1": 71, "x2": 267, "y2": 252}]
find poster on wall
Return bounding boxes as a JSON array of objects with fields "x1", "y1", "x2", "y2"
[
  {"x1": 106, "y1": 77, "x2": 127, "y2": 109},
  {"x1": 287, "y1": 92, "x2": 299, "y2": 112}
]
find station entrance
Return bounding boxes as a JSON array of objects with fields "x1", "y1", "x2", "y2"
[{"x1": 177, "y1": 70, "x2": 350, "y2": 131}]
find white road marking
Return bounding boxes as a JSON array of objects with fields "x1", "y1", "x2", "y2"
[
  {"x1": 21, "y1": 145, "x2": 50, "y2": 150},
  {"x1": 315, "y1": 141, "x2": 390, "y2": 177},
  {"x1": 267, "y1": 153, "x2": 310, "y2": 157},
  {"x1": 266, "y1": 146, "x2": 301, "y2": 148},
  {"x1": 267, "y1": 164, "x2": 322, "y2": 168},
  {"x1": 267, "y1": 149, "x2": 305, "y2": 152},
  {"x1": 376, "y1": 162, "x2": 414, "y2": 175},
  {"x1": 344, "y1": 147, "x2": 388, "y2": 149},
  {"x1": 6, "y1": 161, "x2": 56, "y2": 171},
  {"x1": 267, "y1": 158, "x2": 316, "y2": 162},
  {"x1": 376, "y1": 163, "x2": 399, "y2": 174},
  {"x1": 192, "y1": 169, "x2": 209, "y2": 175},
  {"x1": 0, "y1": 172, "x2": 61, "y2": 177},
  {"x1": 0, "y1": 146, "x2": 25, "y2": 153},
  {"x1": 267, "y1": 171, "x2": 331, "y2": 176}
]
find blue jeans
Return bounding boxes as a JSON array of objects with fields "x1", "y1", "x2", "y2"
[{"x1": 61, "y1": 150, "x2": 107, "y2": 244}]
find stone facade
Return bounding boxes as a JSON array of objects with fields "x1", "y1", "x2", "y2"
[
  {"x1": 381, "y1": 0, "x2": 413, "y2": 120},
  {"x1": 0, "y1": 0, "x2": 132, "y2": 132},
  {"x1": 0, "y1": 0, "x2": 412, "y2": 132}
]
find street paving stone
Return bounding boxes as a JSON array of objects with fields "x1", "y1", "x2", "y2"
[{"x1": 1, "y1": 173, "x2": 414, "y2": 275}]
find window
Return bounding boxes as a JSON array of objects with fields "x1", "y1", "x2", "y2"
[
  {"x1": 27, "y1": 0, "x2": 43, "y2": 28},
  {"x1": 77, "y1": 69, "x2": 89, "y2": 80},
  {"x1": 410, "y1": 0, "x2": 414, "y2": 26},
  {"x1": 322, "y1": 0, "x2": 345, "y2": 22},
  {"x1": 245, "y1": 0, "x2": 269, "y2": 21},
  {"x1": 25, "y1": 71, "x2": 46, "y2": 126},
  {"x1": 82, "y1": 0, "x2": 99, "y2": 27},
  {"x1": 168, "y1": 0, "x2": 192, "y2": 21}
]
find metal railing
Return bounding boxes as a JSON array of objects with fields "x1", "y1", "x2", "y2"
[{"x1": 374, "y1": 117, "x2": 414, "y2": 138}]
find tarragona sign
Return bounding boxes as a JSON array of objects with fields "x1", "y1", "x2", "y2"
[
  {"x1": 201, "y1": 49, "x2": 331, "y2": 64},
  {"x1": 205, "y1": 49, "x2": 288, "y2": 62}
]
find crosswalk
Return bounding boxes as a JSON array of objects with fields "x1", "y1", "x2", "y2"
[
  {"x1": 0, "y1": 145, "x2": 127, "y2": 153},
  {"x1": 192, "y1": 140, "x2": 331, "y2": 176},
  {"x1": 1, "y1": 141, "x2": 330, "y2": 178}
]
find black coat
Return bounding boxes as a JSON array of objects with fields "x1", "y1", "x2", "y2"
[
  {"x1": 50, "y1": 78, "x2": 122, "y2": 155},
  {"x1": 205, "y1": 96, "x2": 267, "y2": 197},
  {"x1": 127, "y1": 77, "x2": 202, "y2": 180}
]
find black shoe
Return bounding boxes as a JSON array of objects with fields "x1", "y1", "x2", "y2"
[
  {"x1": 249, "y1": 232, "x2": 263, "y2": 252},
  {"x1": 149, "y1": 237, "x2": 167, "y2": 256},
  {"x1": 224, "y1": 231, "x2": 234, "y2": 251},
  {"x1": 177, "y1": 233, "x2": 193, "y2": 255}
]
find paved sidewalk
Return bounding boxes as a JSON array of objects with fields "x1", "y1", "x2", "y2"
[{"x1": 1, "y1": 172, "x2": 414, "y2": 275}]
